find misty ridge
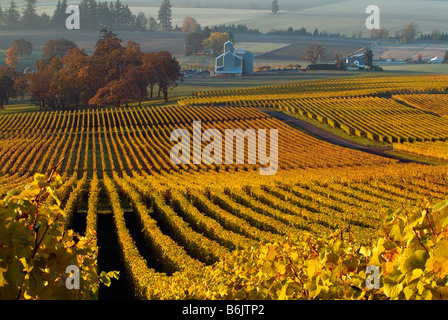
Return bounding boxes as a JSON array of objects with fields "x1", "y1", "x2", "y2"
[
  {"x1": 1, "y1": 0, "x2": 446, "y2": 10},
  {"x1": 1, "y1": 0, "x2": 447, "y2": 35},
  {"x1": 0, "y1": 0, "x2": 345, "y2": 10}
]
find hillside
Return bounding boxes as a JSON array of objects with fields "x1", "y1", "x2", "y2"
[{"x1": 1, "y1": 75, "x2": 448, "y2": 300}]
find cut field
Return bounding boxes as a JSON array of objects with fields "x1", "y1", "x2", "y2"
[
  {"x1": 372, "y1": 43, "x2": 448, "y2": 62},
  {"x1": 254, "y1": 36, "x2": 374, "y2": 62}
]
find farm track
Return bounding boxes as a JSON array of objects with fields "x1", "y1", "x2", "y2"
[{"x1": 261, "y1": 109, "x2": 422, "y2": 164}]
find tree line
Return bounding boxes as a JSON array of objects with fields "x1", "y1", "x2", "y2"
[
  {"x1": 0, "y1": 29, "x2": 182, "y2": 110},
  {"x1": 0, "y1": 0, "x2": 172, "y2": 31}
]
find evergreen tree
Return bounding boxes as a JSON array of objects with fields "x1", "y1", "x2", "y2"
[
  {"x1": 271, "y1": 0, "x2": 279, "y2": 13},
  {"x1": 4, "y1": 0, "x2": 20, "y2": 29},
  {"x1": 110, "y1": 0, "x2": 133, "y2": 30},
  {"x1": 0, "y1": 6, "x2": 4, "y2": 28},
  {"x1": 22, "y1": 0, "x2": 39, "y2": 29},
  {"x1": 135, "y1": 12, "x2": 147, "y2": 31},
  {"x1": 365, "y1": 49, "x2": 374, "y2": 69},
  {"x1": 97, "y1": 1, "x2": 112, "y2": 29},
  {"x1": 123, "y1": 4, "x2": 134, "y2": 29},
  {"x1": 148, "y1": 16, "x2": 157, "y2": 31},
  {"x1": 158, "y1": 0, "x2": 172, "y2": 31},
  {"x1": 80, "y1": 0, "x2": 98, "y2": 30},
  {"x1": 38, "y1": 12, "x2": 51, "y2": 29},
  {"x1": 52, "y1": 0, "x2": 68, "y2": 29},
  {"x1": 112, "y1": 0, "x2": 123, "y2": 28}
]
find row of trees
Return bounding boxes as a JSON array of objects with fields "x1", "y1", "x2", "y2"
[
  {"x1": 0, "y1": 30, "x2": 182, "y2": 110},
  {"x1": 417, "y1": 29, "x2": 448, "y2": 43},
  {"x1": 268, "y1": 26, "x2": 344, "y2": 38},
  {"x1": 358, "y1": 23, "x2": 448, "y2": 44},
  {"x1": 0, "y1": 0, "x2": 171, "y2": 31},
  {"x1": 300, "y1": 44, "x2": 378, "y2": 71},
  {"x1": 0, "y1": 0, "x2": 42, "y2": 29}
]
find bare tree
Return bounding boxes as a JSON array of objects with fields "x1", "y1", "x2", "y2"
[
  {"x1": 301, "y1": 43, "x2": 327, "y2": 64},
  {"x1": 400, "y1": 22, "x2": 418, "y2": 44},
  {"x1": 181, "y1": 16, "x2": 199, "y2": 33}
]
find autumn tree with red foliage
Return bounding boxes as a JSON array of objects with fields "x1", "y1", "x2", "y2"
[
  {"x1": 122, "y1": 65, "x2": 150, "y2": 107},
  {"x1": 27, "y1": 57, "x2": 63, "y2": 110},
  {"x1": 88, "y1": 78, "x2": 133, "y2": 107},
  {"x1": 5, "y1": 47, "x2": 19, "y2": 70},
  {"x1": 142, "y1": 52, "x2": 161, "y2": 99},
  {"x1": 156, "y1": 50, "x2": 182, "y2": 102},
  {"x1": 22, "y1": 29, "x2": 182, "y2": 110},
  {"x1": 92, "y1": 30, "x2": 127, "y2": 88}
]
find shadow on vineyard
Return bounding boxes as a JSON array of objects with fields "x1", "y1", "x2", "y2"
[
  {"x1": 97, "y1": 186, "x2": 135, "y2": 300},
  {"x1": 68, "y1": 190, "x2": 88, "y2": 236},
  {"x1": 119, "y1": 192, "x2": 170, "y2": 275},
  {"x1": 148, "y1": 195, "x2": 217, "y2": 266}
]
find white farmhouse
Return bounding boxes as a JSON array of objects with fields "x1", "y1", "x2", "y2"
[
  {"x1": 428, "y1": 57, "x2": 443, "y2": 64},
  {"x1": 345, "y1": 53, "x2": 366, "y2": 70}
]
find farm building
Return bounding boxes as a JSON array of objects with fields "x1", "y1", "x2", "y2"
[
  {"x1": 23, "y1": 66, "x2": 37, "y2": 74},
  {"x1": 214, "y1": 41, "x2": 254, "y2": 76},
  {"x1": 428, "y1": 57, "x2": 443, "y2": 64},
  {"x1": 345, "y1": 53, "x2": 366, "y2": 70}
]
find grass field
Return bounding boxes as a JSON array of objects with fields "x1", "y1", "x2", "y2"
[
  {"x1": 378, "y1": 63, "x2": 448, "y2": 74},
  {"x1": 372, "y1": 43, "x2": 448, "y2": 61}
]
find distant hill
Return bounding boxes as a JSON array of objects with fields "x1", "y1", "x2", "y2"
[
  {"x1": 0, "y1": 0, "x2": 349, "y2": 10},
  {"x1": 2, "y1": 0, "x2": 448, "y2": 36}
]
